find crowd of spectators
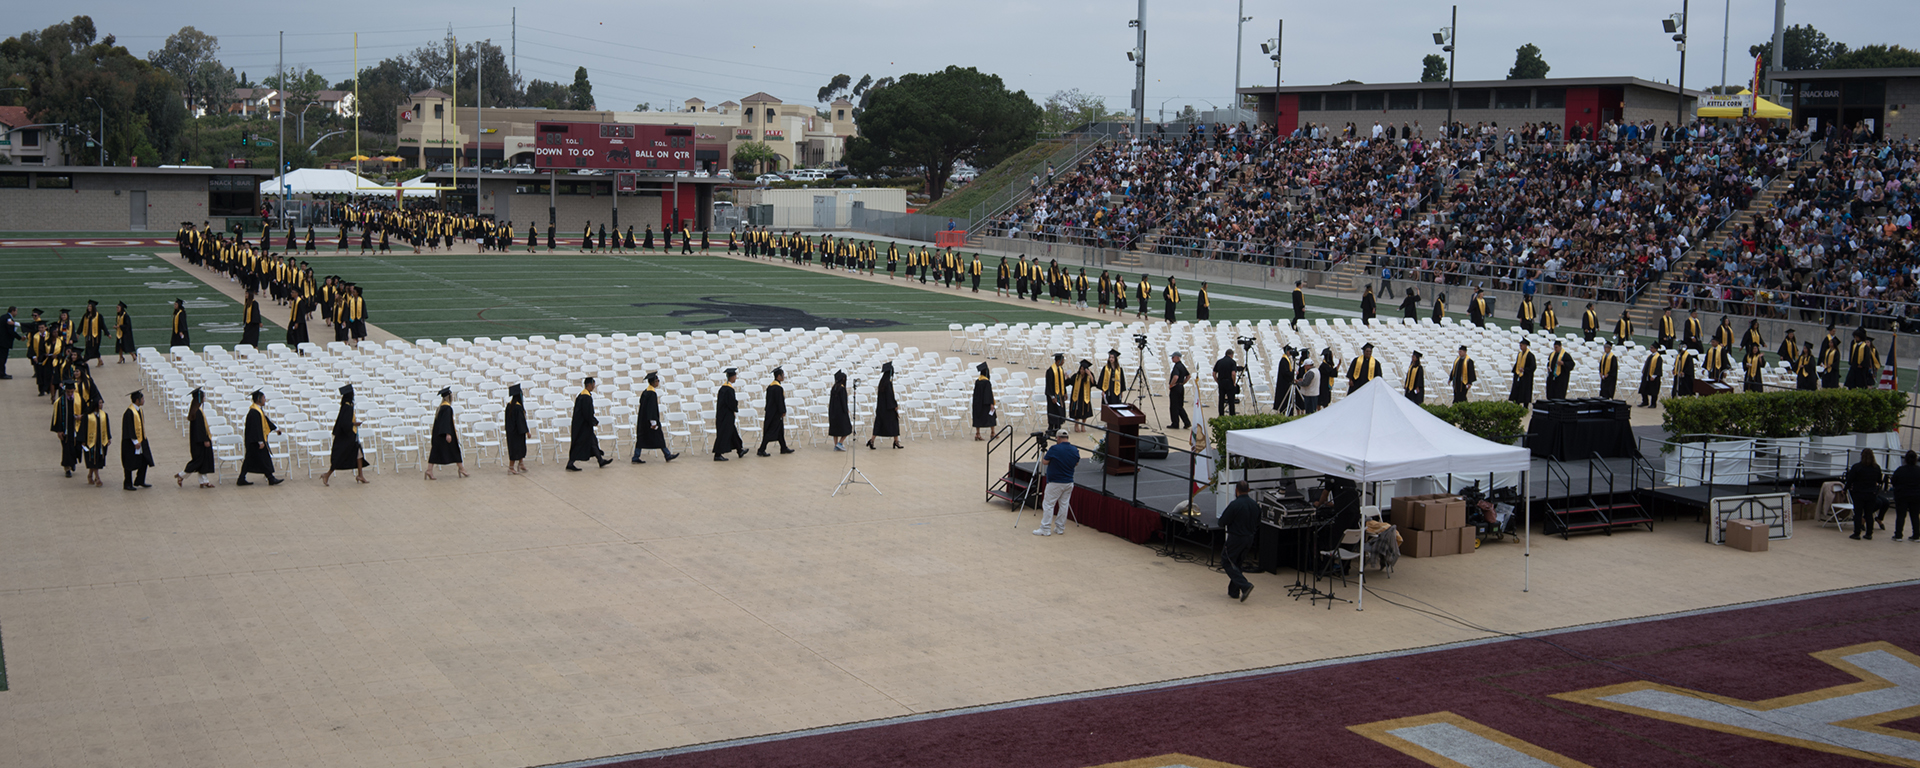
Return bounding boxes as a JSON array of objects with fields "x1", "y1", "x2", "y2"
[
  {"x1": 1371, "y1": 118, "x2": 1808, "y2": 302},
  {"x1": 1671, "y1": 132, "x2": 1918, "y2": 329}
]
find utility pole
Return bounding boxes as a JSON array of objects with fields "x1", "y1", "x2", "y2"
[
  {"x1": 512, "y1": 8, "x2": 518, "y2": 82},
  {"x1": 479, "y1": 38, "x2": 486, "y2": 217},
  {"x1": 1769, "y1": 0, "x2": 1785, "y2": 99},
  {"x1": 278, "y1": 31, "x2": 286, "y2": 224},
  {"x1": 1133, "y1": 0, "x2": 1147, "y2": 138},
  {"x1": 1674, "y1": 1, "x2": 1689, "y2": 135},
  {"x1": 1234, "y1": 0, "x2": 1249, "y2": 114},
  {"x1": 1720, "y1": 0, "x2": 1730, "y2": 91}
]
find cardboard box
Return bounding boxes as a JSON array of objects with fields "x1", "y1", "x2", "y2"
[
  {"x1": 1430, "y1": 526, "x2": 1462, "y2": 557},
  {"x1": 1724, "y1": 519, "x2": 1769, "y2": 552},
  {"x1": 1400, "y1": 529, "x2": 1443, "y2": 558},
  {"x1": 1391, "y1": 494, "x2": 1437, "y2": 523},
  {"x1": 1456, "y1": 526, "x2": 1478, "y2": 554},
  {"x1": 1792, "y1": 501, "x2": 1815, "y2": 521},
  {"x1": 1408, "y1": 496, "x2": 1463, "y2": 531}
]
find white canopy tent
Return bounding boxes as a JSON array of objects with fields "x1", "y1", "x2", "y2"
[
  {"x1": 1223, "y1": 379, "x2": 1532, "y2": 609},
  {"x1": 259, "y1": 168, "x2": 395, "y2": 196},
  {"x1": 397, "y1": 176, "x2": 443, "y2": 198}
]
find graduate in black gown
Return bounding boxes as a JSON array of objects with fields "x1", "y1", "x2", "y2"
[
  {"x1": 322, "y1": 384, "x2": 369, "y2": 486},
  {"x1": 643, "y1": 225, "x2": 655, "y2": 251},
  {"x1": 828, "y1": 370, "x2": 854, "y2": 451},
  {"x1": 567, "y1": 377, "x2": 612, "y2": 471},
  {"x1": 756, "y1": 367, "x2": 793, "y2": 456},
  {"x1": 630, "y1": 373, "x2": 677, "y2": 463},
  {"x1": 971, "y1": 362, "x2": 996, "y2": 441},
  {"x1": 51, "y1": 379, "x2": 81, "y2": 477},
  {"x1": 711, "y1": 367, "x2": 746, "y2": 461},
  {"x1": 79, "y1": 396, "x2": 110, "y2": 487},
  {"x1": 505, "y1": 384, "x2": 531, "y2": 474},
  {"x1": 1508, "y1": 340, "x2": 1537, "y2": 406},
  {"x1": 169, "y1": 298, "x2": 190, "y2": 350},
  {"x1": 240, "y1": 290, "x2": 261, "y2": 348},
  {"x1": 867, "y1": 361, "x2": 903, "y2": 449},
  {"x1": 426, "y1": 387, "x2": 467, "y2": 479},
  {"x1": 112, "y1": 301, "x2": 134, "y2": 364},
  {"x1": 177, "y1": 388, "x2": 216, "y2": 488},
  {"x1": 121, "y1": 391, "x2": 154, "y2": 490},
  {"x1": 238, "y1": 389, "x2": 283, "y2": 486}
]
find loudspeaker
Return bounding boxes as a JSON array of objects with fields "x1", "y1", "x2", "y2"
[{"x1": 1137, "y1": 433, "x2": 1170, "y2": 460}]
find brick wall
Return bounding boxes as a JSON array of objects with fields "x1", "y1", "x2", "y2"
[
  {"x1": 0, "y1": 188, "x2": 229, "y2": 232},
  {"x1": 1884, "y1": 78, "x2": 1920, "y2": 140}
]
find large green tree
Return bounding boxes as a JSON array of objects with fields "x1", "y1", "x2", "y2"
[
  {"x1": 845, "y1": 65, "x2": 1039, "y2": 202},
  {"x1": 1420, "y1": 54, "x2": 1448, "y2": 83},
  {"x1": 1829, "y1": 44, "x2": 1920, "y2": 70},
  {"x1": 568, "y1": 67, "x2": 594, "y2": 110},
  {"x1": 731, "y1": 141, "x2": 779, "y2": 175},
  {"x1": 148, "y1": 26, "x2": 232, "y2": 119},
  {"x1": 1507, "y1": 43, "x2": 1550, "y2": 80},
  {"x1": 1749, "y1": 24, "x2": 1847, "y2": 71},
  {"x1": 0, "y1": 16, "x2": 187, "y2": 165},
  {"x1": 1040, "y1": 88, "x2": 1123, "y2": 135}
]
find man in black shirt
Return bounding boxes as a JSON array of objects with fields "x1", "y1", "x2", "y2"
[
  {"x1": 1213, "y1": 348, "x2": 1240, "y2": 416},
  {"x1": 1219, "y1": 481, "x2": 1259, "y2": 602},
  {"x1": 1167, "y1": 352, "x2": 1191, "y2": 430}
]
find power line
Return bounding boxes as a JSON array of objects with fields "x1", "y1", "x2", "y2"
[{"x1": 515, "y1": 24, "x2": 839, "y2": 78}]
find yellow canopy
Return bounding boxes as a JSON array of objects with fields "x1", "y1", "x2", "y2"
[
  {"x1": 1697, "y1": 91, "x2": 1791, "y2": 119},
  {"x1": 379, "y1": 155, "x2": 404, "y2": 162},
  {"x1": 348, "y1": 154, "x2": 372, "y2": 161}
]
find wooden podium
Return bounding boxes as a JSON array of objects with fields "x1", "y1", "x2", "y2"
[
  {"x1": 1101, "y1": 402, "x2": 1146, "y2": 475},
  {"x1": 1692, "y1": 379, "x2": 1736, "y2": 397}
]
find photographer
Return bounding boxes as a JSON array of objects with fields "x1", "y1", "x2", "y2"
[
  {"x1": 1213, "y1": 347, "x2": 1240, "y2": 416},
  {"x1": 1294, "y1": 353, "x2": 1321, "y2": 414}
]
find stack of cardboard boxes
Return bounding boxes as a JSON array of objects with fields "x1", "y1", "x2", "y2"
[{"x1": 1391, "y1": 494, "x2": 1476, "y2": 558}]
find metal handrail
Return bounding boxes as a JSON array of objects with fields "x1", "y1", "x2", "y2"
[{"x1": 965, "y1": 133, "x2": 1106, "y2": 238}]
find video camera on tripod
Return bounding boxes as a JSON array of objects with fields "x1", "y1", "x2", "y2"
[{"x1": 1132, "y1": 333, "x2": 1149, "y2": 351}]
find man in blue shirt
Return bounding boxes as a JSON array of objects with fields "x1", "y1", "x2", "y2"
[{"x1": 1036, "y1": 429, "x2": 1080, "y2": 536}]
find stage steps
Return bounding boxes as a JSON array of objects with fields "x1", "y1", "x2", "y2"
[
  {"x1": 987, "y1": 462, "x2": 1039, "y2": 508},
  {"x1": 1544, "y1": 491, "x2": 1656, "y2": 539}
]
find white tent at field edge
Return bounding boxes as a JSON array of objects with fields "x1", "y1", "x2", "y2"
[
  {"x1": 1223, "y1": 379, "x2": 1532, "y2": 608},
  {"x1": 259, "y1": 168, "x2": 396, "y2": 196}
]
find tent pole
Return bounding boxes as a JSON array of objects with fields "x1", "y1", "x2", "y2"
[
  {"x1": 1523, "y1": 467, "x2": 1531, "y2": 592},
  {"x1": 1357, "y1": 480, "x2": 1369, "y2": 610}
]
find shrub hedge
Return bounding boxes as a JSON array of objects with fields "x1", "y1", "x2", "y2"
[{"x1": 1661, "y1": 388, "x2": 1908, "y2": 441}]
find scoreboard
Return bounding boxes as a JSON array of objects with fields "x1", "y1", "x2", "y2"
[{"x1": 532, "y1": 122, "x2": 697, "y2": 172}]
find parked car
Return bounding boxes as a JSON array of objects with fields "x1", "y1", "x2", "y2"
[
  {"x1": 507, "y1": 164, "x2": 536, "y2": 175},
  {"x1": 827, "y1": 168, "x2": 854, "y2": 180},
  {"x1": 432, "y1": 163, "x2": 455, "y2": 173},
  {"x1": 693, "y1": 169, "x2": 710, "y2": 178},
  {"x1": 787, "y1": 169, "x2": 827, "y2": 181},
  {"x1": 715, "y1": 169, "x2": 734, "y2": 179},
  {"x1": 755, "y1": 174, "x2": 785, "y2": 184},
  {"x1": 573, "y1": 168, "x2": 607, "y2": 175}
]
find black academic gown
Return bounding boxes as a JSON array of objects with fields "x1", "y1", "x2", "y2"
[
  {"x1": 505, "y1": 399, "x2": 529, "y2": 461},
  {"x1": 1400, "y1": 293, "x2": 1419, "y2": 319},
  {"x1": 1272, "y1": 357, "x2": 1295, "y2": 410},
  {"x1": 758, "y1": 383, "x2": 786, "y2": 449},
  {"x1": 1508, "y1": 352, "x2": 1537, "y2": 405},
  {"x1": 637, "y1": 389, "x2": 667, "y2": 449},
  {"x1": 170, "y1": 308, "x2": 190, "y2": 348},
  {"x1": 114, "y1": 312, "x2": 135, "y2": 354},
  {"x1": 828, "y1": 384, "x2": 853, "y2": 437},
  {"x1": 183, "y1": 407, "x2": 216, "y2": 475},
  {"x1": 329, "y1": 402, "x2": 368, "y2": 470},
  {"x1": 1598, "y1": 354, "x2": 1619, "y2": 400},
  {"x1": 1544, "y1": 352, "x2": 1572, "y2": 400},
  {"x1": 971, "y1": 376, "x2": 996, "y2": 428},
  {"x1": 569, "y1": 391, "x2": 602, "y2": 463},
  {"x1": 242, "y1": 405, "x2": 277, "y2": 476},
  {"x1": 872, "y1": 375, "x2": 901, "y2": 437},
  {"x1": 711, "y1": 384, "x2": 743, "y2": 455},
  {"x1": 1291, "y1": 289, "x2": 1307, "y2": 325},
  {"x1": 121, "y1": 407, "x2": 154, "y2": 474},
  {"x1": 428, "y1": 403, "x2": 462, "y2": 465},
  {"x1": 240, "y1": 300, "x2": 261, "y2": 348}
]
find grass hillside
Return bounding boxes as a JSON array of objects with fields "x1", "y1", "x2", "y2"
[{"x1": 919, "y1": 138, "x2": 1070, "y2": 220}]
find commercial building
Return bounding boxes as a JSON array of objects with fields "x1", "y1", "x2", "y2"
[
  {"x1": 394, "y1": 91, "x2": 857, "y2": 173},
  {"x1": 1772, "y1": 67, "x2": 1920, "y2": 140},
  {"x1": 0, "y1": 166, "x2": 273, "y2": 231},
  {"x1": 421, "y1": 169, "x2": 727, "y2": 234},
  {"x1": 1238, "y1": 76, "x2": 1700, "y2": 136}
]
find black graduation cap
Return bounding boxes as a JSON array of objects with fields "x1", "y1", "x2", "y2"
[
  {"x1": 116, "y1": 301, "x2": 126, "y2": 309},
  {"x1": 438, "y1": 387, "x2": 453, "y2": 398},
  {"x1": 1362, "y1": 342, "x2": 1374, "y2": 350},
  {"x1": 249, "y1": 389, "x2": 264, "y2": 399},
  {"x1": 724, "y1": 367, "x2": 738, "y2": 376},
  {"x1": 644, "y1": 372, "x2": 659, "y2": 383},
  {"x1": 834, "y1": 369, "x2": 847, "y2": 384},
  {"x1": 507, "y1": 383, "x2": 523, "y2": 399},
  {"x1": 87, "y1": 299, "x2": 97, "y2": 307},
  {"x1": 976, "y1": 362, "x2": 990, "y2": 374},
  {"x1": 881, "y1": 361, "x2": 895, "y2": 374},
  {"x1": 1078, "y1": 359, "x2": 1092, "y2": 368},
  {"x1": 1458, "y1": 345, "x2": 1468, "y2": 351},
  {"x1": 128, "y1": 390, "x2": 143, "y2": 401},
  {"x1": 772, "y1": 366, "x2": 784, "y2": 377},
  {"x1": 30, "y1": 308, "x2": 41, "y2": 315},
  {"x1": 583, "y1": 376, "x2": 596, "y2": 386},
  {"x1": 1053, "y1": 353, "x2": 1065, "y2": 361},
  {"x1": 1107, "y1": 348, "x2": 1121, "y2": 357},
  {"x1": 174, "y1": 298, "x2": 184, "y2": 304},
  {"x1": 190, "y1": 387, "x2": 204, "y2": 402},
  {"x1": 1410, "y1": 351, "x2": 1422, "y2": 359}
]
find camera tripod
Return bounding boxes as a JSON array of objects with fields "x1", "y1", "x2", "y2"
[
  {"x1": 1231, "y1": 340, "x2": 1263, "y2": 416},
  {"x1": 832, "y1": 377, "x2": 881, "y2": 496},
  {"x1": 1125, "y1": 338, "x2": 1163, "y2": 428}
]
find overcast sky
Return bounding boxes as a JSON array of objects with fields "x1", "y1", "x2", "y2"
[{"x1": 15, "y1": 1, "x2": 1914, "y2": 118}]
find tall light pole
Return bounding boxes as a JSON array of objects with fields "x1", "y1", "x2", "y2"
[
  {"x1": 1130, "y1": 1, "x2": 1146, "y2": 137},
  {"x1": 1234, "y1": 3, "x2": 1252, "y2": 113},
  {"x1": 298, "y1": 101, "x2": 317, "y2": 144},
  {"x1": 277, "y1": 31, "x2": 286, "y2": 219},
  {"x1": 1665, "y1": 5, "x2": 1689, "y2": 137},
  {"x1": 1435, "y1": 6, "x2": 1456, "y2": 140},
  {"x1": 83, "y1": 95, "x2": 103, "y2": 166},
  {"x1": 1262, "y1": 20, "x2": 1283, "y2": 129}
]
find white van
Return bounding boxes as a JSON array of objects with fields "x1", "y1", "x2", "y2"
[{"x1": 786, "y1": 169, "x2": 827, "y2": 181}]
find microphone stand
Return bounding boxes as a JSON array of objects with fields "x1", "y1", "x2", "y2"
[{"x1": 833, "y1": 377, "x2": 881, "y2": 496}]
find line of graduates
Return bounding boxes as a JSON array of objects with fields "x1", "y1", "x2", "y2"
[
  {"x1": 47, "y1": 385, "x2": 154, "y2": 490},
  {"x1": 19, "y1": 302, "x2": 132, "y2": 399}
]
